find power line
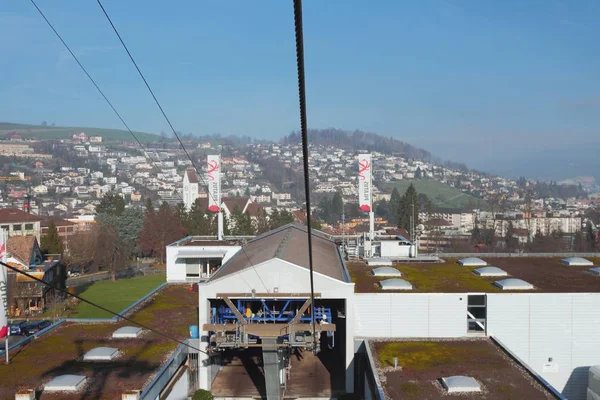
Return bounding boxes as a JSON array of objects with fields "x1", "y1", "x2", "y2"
[
  {"x1": 94, "y1": 0, "x2": 270, "y2": 294},
  {"x1": 0, "y1": 261, "x2": 207, "y2": 355},
  {"x1": 292, "y1": 0, "x2": 317, "y2": 351},
  {"x1": 28, "y1": 0, "x2": 172, "y2": 193}
]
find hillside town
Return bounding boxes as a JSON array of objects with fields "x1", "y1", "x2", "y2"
[{"x1": 0, "y1": 130, "x2": 599, "y2": 255}]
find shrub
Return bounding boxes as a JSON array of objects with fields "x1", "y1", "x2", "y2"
[{"x1": 192, "y1": 389, "x2": 213, "y2": 400}]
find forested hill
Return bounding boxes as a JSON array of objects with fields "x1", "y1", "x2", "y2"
[
  {"x1": 283, "y1": 128, "x2": 470, "y2": 171},
  {"x1": 283, "y1": 128, "x2": 432, "y2": 160}
]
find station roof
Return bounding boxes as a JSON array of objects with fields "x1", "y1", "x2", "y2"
[
  {"x1": 372, "y1": 339, "x2": 556, "y2": 399},
  {"x1": 348, "y1": 257, "x2": 600, "y2": 293},
  {"x1": 209, "y1": 223, "x2": 350, "y2": 283},
  {"x1": 0, "y1": 284, "x2": 196, "y2": 400}
]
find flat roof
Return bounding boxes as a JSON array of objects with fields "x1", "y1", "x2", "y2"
[
  {"x1": 170, "y1": 236, "x2": 245, "y2": 247},
  {"x1": 372, "y1": 339, "x2": 556, "y2": 399},
  {"x1": 348, "y1": 257, "x2": 600, "y2": 293},
  {"x1": 0, "y1": 284, "x2": 196, "y2": 399}
]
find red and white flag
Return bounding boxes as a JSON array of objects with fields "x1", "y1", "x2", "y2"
[
  {"x1": 207, "y1": 155, "x2": 221, "y2": 213},
  {"x1": 358, "y1": 154, "x2": 372, "y2": 212},
  {"x1": 0, "y1": 230, "x2": 8, "y2": 338}
]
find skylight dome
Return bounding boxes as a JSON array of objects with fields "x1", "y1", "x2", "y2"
[
  {"x1": 83, "y1": 347, "x2": 119, "y2": 361},
  {"x1": 561, "y1": 257, "x2": 593, "y2": 266},
  {"x1": 371, "y1": 267, "x2": 402, "y2": 277},
  {"x1": 112, "y1": 326, "x2": 142, "y2": 338},
  {"x1": 458, "y1": 257, "x2": 487, "y2": 267},
  {"x1": 494, "y1": 278, "x2": 534, "y2": 290},
  {"x1": 44, "y1": 375, "x2": 87, "y2": 392},
  {"x1": 441, "y1": 375, "x2": 481, "y2": 393},
  {"x1": 379, "y1": 278, "x2": 413, "y2": 290},
  {"x1": 366, "y1": 258, "x2": 393, "y2": 266},
  {"x1": 474, "y1": 266, "x2": 508, "y2": 277}
]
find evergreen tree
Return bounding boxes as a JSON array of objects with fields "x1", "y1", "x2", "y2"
[
  {"x1": 173, "y1": 202, "x2": 189, "y2": 233},
  {"x1": 41, "y1": 219, "x2": 64, "y2": 255},
  {"x1": 96, "y1": 192, "x2": 125, "y2": 216},
  {"x1": 230, "y1": 206, "x2": 254, "y2": 235},
  {"x1": 505, "y1": 221, "x2": 517, "y2": 251},
  {"x1": 397, "y1": 184, "x2": 419, "y2": 232},
  {"x1": 254, "y1": 210, "x2": 271, "y2": 234},
  {"x1": 145, "y1": 198, "x2": 154, "y2": 214},
  {"x1": 331, "y1": 192, "x2": 344, "y2": 222},
  {"x1": 188, "y1": 199, "x2": 210, "y2": 235},
  {"x1": 388, "y1": 187, "x2": 401, "y2": 225}
]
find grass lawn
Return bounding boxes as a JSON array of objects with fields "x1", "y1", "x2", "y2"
[
  {"x1": 384, "y1": 179, "x2": 488, "y2": 209},
  {"x1": 68, "y1": 273, "x2": 166, "y2": 318}
]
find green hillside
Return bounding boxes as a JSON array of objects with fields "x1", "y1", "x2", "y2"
[
  {"x1": 0, "y1": 122, "x2": 160, "y2": 143},
  {"x1": 384, "y1": 179, "x2": 488, "y2": 210}
]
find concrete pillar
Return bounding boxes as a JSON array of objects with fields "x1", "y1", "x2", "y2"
[
  {"x1": 345, "y1": 296, "x2": 355, "y2": 393},
  {"x1": 262, "y1": 338, "x2": 282, "y2": 400}
]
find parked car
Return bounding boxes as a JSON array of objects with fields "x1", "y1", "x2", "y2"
[
  {"x1": 22, "y1": 320, "x2": 52, "y2": 336},
  {"x1": 9, "y1": 321, "x2": 28, "y2": 336}
]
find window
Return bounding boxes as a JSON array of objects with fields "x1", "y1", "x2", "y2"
[
  {"x1": 13, "y1": 224, "x2": 22, "y2": 231},
  {"x1": 25, "y1": 223, "x2": 34, "y2": 230},
  {"x1": 0, "y1": 225, "x2": 8, "y2": 231},
  {"x1": 467, "y1": 295, "x2": 486, "y2": 333}
]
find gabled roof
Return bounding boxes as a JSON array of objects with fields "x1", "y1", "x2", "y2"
[
  {"x1": 209, "y1": 223, "x2": 350, "y2": 283},
  {"x1": 7, "y1": 235, "x2": 39, "y2": 266},
  {"x1": 184, "y1": 167, "x2": 199, "y2": 184},
  {"x1": 0, "y1": 208, "x2": 42, "y2": 223}
]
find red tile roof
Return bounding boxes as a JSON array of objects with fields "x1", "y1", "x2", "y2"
[
  {"x1": 7, "y1": 235, "x2": 38, "y2": 266},
  {"x1": 0, "y1": 208, "x2": 42, "y2": 223}
]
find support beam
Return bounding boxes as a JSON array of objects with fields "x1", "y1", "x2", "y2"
[
  {"x1": 290, "y1": 298, "x2": 312, "y2": 325},
  {"x1": 216, "y1": 293, "x2": 321, "y2": 298},
  {"x1": 222, "y1": 296, "x2": 247, "y2": 325}
]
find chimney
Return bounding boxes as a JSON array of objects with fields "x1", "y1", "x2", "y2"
[
  {"x1": 15, "y1": 388, "x2": 35, "y2": 400},
  {"x1": 122, "y1": 390, "x2": 140, "y2": 400}
]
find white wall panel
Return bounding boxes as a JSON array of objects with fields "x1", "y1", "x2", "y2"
[
  {"x1": 390, "y1": 295, "x2": 428, "y2": 337},
  {"x1": 429, "y1": 294, "x2": 467, "y2": 337},
  {"x1": 354, "y1": 294, "x2": 392, "y2": 337},
  {"x1": 354, "y1": 294, "x2": 467, "y2": 338},
  {"x1": 529, "y1": 295, "x2": 573, "y2": 395},
  {"x1": 567, "y1": 295, "x2": 600, "y2": 400},
  {"x1": 487, "y1": 293, "x2": 600, "y2": 400},
  {"x1": 487, "y1": 294, "x2": 530, "y2": 363}
]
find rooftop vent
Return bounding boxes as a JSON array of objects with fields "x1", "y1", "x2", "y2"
[
  {"x1": 112, "y1": 326, "x2": 142, "y2": 338},
  {"x1": 561, "y1": 257, "x2": 593, "y2": 266},
  {"x1": 371, "y1": 267, "x2": 402, "y2": 277},
  {"x1": 379, "y1": 278, "x2": 413, "y2": 290},
  {"x1": 458, "y1": 257, "x2": 487, "y2": 267},
  {"x1": 474, "y1": 266, "x2": 508, "y2": 277},
  {"x1": 366, "y1": 258, "x2": 393, "y2": 267},
  {"x1": 44, "y1": 375, "x2": 87, "y2": 392},
  {"x1": 83, "y1": 347, "x2": 119, "y2": 361},
  {"x1": 441, "y1": 375, "x2": 481, "y2": 393},
  {"x1": 494, "y1": 278, "x2": 534, "y2": 290},
  {"x1": 589, "y1": 267, "x2": 600, "y2": 276}
]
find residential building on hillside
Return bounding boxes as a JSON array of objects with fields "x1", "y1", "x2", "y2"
[
  {"x1": 41, "y1": 217, "x2": 78, "y2": 251},
  {"x1": 5, "y1": 235, "x2": 63, "y2": 316},
  {"x1": 0, "y1": 208, "x2": 42, "y2": 240}
]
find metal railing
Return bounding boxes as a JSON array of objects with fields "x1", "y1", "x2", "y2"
[{"x1": 140, "y1": 339, "x2": 188, "y2": 400}]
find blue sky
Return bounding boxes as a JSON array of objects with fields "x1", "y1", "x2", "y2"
[{"x1": 1, "y1": 0, "x2": 599, "y2": 179}]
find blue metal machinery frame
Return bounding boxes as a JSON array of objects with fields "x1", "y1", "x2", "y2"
[{"x1": 211, "y1": 298, "x2": 332, "y2": 325}]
